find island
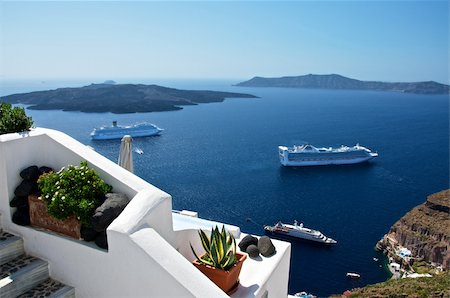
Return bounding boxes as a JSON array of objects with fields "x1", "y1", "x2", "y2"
[
  {"x1": 0, "y1": 83, "x2": 257, "y2": 114},
  {"x1": 236, "y1": 74, "x2": 450, "y2": 95}
]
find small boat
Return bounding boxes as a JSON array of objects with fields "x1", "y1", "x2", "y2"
[
  {"x1": 373, "y1": 257, "x2": 379, "y2": 262},
  {"x1": 134, "y1": 148, "x2": 144, "y2": 155},
  {"x1": 264, "y1": 220, "x2": 337, "y2": 244},
  {"x1": 346, "y1": 272, "x2": 361, "y2": 279},
  {"x1": 91, "y1": 121, "x2": 163, "y2": 140},
  {"x1": 278, "y1": 143, "x2": 378, "y2": 166},
  {"x1": 294, "y1": 291, "x2": 316, "y2": 298}
]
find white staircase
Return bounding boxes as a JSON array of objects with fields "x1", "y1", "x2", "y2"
[{"x1": 0, "y1": 231, "x2": 75, "y2": 298}]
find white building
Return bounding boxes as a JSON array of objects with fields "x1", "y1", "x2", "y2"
[{"x1": 0, "y1": 128, "x2": 291, "y2": 297}]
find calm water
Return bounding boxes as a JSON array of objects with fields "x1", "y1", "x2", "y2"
[{"x1": 1, "y1": 80, "x2": 449, "y2": 296}]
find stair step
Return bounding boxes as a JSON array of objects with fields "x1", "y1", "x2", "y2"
[
  {"x1": 0, "y1": 255, "x2": 49, "y2": 298},
  {"x1": 0, "y1": 232, "x2": 24, "y2": 266},
  {"x1": 17, "y1": 278, "x2": 75, "y2": 298}
]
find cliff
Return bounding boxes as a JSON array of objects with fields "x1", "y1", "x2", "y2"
[
  {"x1": 377, "y1": 189, "x2": 450, "y2": 269},
  {"x1": 0, "y1": 83, "x2": 257, "y2": 114},
  {"x1": 236, "y1": 74, "x2": 450, "y2": 95}
]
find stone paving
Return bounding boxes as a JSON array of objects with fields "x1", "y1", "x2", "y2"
[
  {"x1": 17, "y1": 278, "x2": 66, "y2": 298},
  {"x1": 0, "y1": 231, "x2": 16, "y2": 241},
  {"x1": 0, "y1": 255, "x2": 38, "y2": 279}
]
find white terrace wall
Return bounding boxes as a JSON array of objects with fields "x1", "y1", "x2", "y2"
[{"x1": 0, "y1": 128, "x2": 227, "y2": 298}]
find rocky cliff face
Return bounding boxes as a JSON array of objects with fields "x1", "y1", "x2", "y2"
[{"x1": 377, "y1": 189, "x2": 450, "y2": 269}]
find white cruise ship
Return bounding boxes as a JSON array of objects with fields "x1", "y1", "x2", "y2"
[
  {"x1": 91, "y1": 121, "x2": 163, "y2": 140},
  {"x1": 278, "y1": 144, "x2": 378, "y2": 166},
  {"x1": 264, "y1": 221, "x2": 337, "y2": 245}
]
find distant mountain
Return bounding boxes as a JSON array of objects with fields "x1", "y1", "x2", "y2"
[
  {"x1": 236, "y1": 74, "x2": 450, "y2": 94},
  {"x1": 102, "y1": 80, "x2": 116, "y2": 85},
  {"x1": 0, "y1": 83, "x2": 257, "y2": 114}
]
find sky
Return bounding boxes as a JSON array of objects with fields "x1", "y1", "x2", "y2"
[{"x1": 0, "y1": 1, "x2": 448, "y2": 83}]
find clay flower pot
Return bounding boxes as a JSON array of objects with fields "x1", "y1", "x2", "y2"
[
  {"x1": 193, "y1": 252, "x2": 247, "y2": 294},
  {"x1": 28, "y1": 195, "x2": 81, "y2": 239}
]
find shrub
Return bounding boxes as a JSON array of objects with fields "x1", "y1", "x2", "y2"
[
  {"x1": 0, "y1": 102, "x2": 33, "y2": 134},
  {"x1": 190, "y1": 225, "x2": 237, "y2": 270},
  {"x1": 38, "y1": 161, "x2": 112, "y2": 226}
]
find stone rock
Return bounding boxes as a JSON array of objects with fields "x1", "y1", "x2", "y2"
[
  {"x1": 238, "y1": 234, "x2": 258, "y2": 252},
  {"x1": 246, "y1": 244, "x2": 260, "y2": 258},
  {"x1": 81, "y1": 226, "x2": 98, "y2": 242},
  {"x1": 95, "y1": 232, "x2": 108, "y2": 249},
  {"x1": 258, "y1": 236, "x2": 276, "y2": 257},
  {"x1": 10, "y1": 196, "x2": 29, "y2": 208},
  {"x1": 38, "y1": 166, "x2": 54, "y2": 175},
  {"x1": 14, "y1": 180, "x2": 38, "y2": 197},
  {"x1": 20, "y1": 166, "x2": 40, "y2": 181},
  {"x1": 91, "y1": 193, "x2": 130, "y2": 232},
  {"x1": 12, "y1": 206, "x2": 30, "y2": 226}
]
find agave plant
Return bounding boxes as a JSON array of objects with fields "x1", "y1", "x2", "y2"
[{"x1": 190, "y1": 225, "x2": 238, "y2": 271}]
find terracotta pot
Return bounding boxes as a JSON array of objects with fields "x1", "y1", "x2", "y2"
[
  {"x1": 193, "y1": 252, "x2": 247, "y2": 294},
  {"x1": 28, "y1": 195, "x2": 81, "y2": 239}
]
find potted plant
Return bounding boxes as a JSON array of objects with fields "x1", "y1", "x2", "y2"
[
  {"x1": 190, "y1": 225, "x2": 247, "y2": 294},
  {"x1": 31, "y1": 161, "x2": 112, "y2": 238}
]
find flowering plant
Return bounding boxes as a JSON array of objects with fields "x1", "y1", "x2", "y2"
[{"x1": 38, "y1": 161, "x2": 112, "y2": 226}]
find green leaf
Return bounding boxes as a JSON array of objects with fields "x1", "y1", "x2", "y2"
[{"x1": 199, "y1": 229, "x2": 211, "y2": 255}]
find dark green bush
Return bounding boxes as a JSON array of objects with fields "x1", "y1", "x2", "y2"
[
  {"x1": 0, "y1": 102, "x2": 33, "y2": 134},
  {"x1": 38, "y1": 161, "x2": 112, "y2": 226}
]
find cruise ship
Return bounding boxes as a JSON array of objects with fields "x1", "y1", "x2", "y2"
[
  {"x1": 278, "y1": 144, "x2": 378, "y2": 166},
  {"x1": 264, "y1": 221, "x2": 337, "y2": 245},
  {"x1": 90, "y1": 121, "x2": 163, "y2": 140}
]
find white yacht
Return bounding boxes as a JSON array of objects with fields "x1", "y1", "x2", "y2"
[
  {"x1": 91, "y1": 121, "x2": 163, "y2": 140},
  {"x1": 346, "y1": 272, "x2": 361, "y2": 279},
  {"x1": 278, "y1": 144, "x2": 378, "y2": 166},
  {"x1": 264, "y1": 221, "x2": 337, "y2": 244}
]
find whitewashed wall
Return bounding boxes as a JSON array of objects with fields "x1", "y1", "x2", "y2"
[
  {"x1": 0, "y1": 128, "x2": 227, "y2": 298},
  {"x1": 0, "y1": 128, "x2": 291, "y2": 298}
]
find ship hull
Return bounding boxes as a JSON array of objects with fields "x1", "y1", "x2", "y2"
[
  {"x1": 91, "y1": 122, "x2": 163, "y2": 140},
  {"x1": 91, "y1": 129, "x2": 162, "y2": 140},
  {"x1": 264, "y1": 229, "x2": 333, "y2": 244},
  {"x1": 280, "y1": 155, "x2": 376, "y2": 167},
  {"x1": 278, "y1": 144, "x2": 378, "y2": 167},
  {"x1": 264, "y1": 224, "x2": 337, "y2": 245}
]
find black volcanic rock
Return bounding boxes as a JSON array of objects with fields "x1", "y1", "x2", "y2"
[
  {"x1": 12, "y1": 206, "x2": 30, "y2": 226},
  {"x1": 38, "y1": 166, "x2": 54, "y2": 175},
  {"x1": 14, "y1": 179, "x2": 38, "y2": 197},
  {"x1": 1, "y1": 83, "x2": 257, "y2": 114},
  {"x1": 10, "y1": 196, "x2": 28, "y2": 208},
  {"x1": 236, "y1": 74, "x2": 450, "y2": 95},
  {"x1": 95, "y1": 231, "x2": 108, "y2": 249},
  {"x1": 258, "y1": 236, "x2": 276, "y2": 257},
  {"x1": 20, "y1": 166, "x2": 40, "y2": 181},
  {"x1": 238, "y1": 234, "x2": 258, "y2": 252},
  {"x1": 81, "y1": 226, "x2": 98, "y2": 242},
  {"x1": 91, "y1": 193, "x2": 130, "y2": 232},
  {"x1": 246, "y1": 244, "x2": 260, "y2": 258}
]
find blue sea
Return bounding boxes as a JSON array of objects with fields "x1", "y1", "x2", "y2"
[{"x1": 1, "y1": 79, "x2": 449, "y2": 296}]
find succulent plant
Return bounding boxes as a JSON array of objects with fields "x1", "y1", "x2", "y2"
[{"x1": 190, "y1": 225, "x2": 238, "y2": 271}]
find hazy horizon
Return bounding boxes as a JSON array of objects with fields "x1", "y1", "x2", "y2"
[{"x1": 1, "y1": 1, "x2": 448, "y2": 84}]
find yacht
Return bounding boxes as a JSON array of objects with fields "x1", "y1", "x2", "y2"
[
  {"x1": 278, "y1": 144, "x2": 378, "y2": 166},
  {"x1": 346, "y1": 272, "x2": 361, "y2": 279},
  {"x1": 91, "y1": 121, "x2": 163, "y2": 140},
  {"x1": 264, "y1": 221, "x2": 337, "y2": 244}
]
